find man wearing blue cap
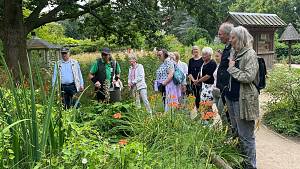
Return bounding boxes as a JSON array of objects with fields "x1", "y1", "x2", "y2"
[
  {"x1": 89, "y1": 47, "x2": 121, "y2": 102},
  {"x1": 52, "y1": 47, "x2": 84, "y2": 109}
]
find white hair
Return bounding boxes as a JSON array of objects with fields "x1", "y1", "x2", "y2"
[
  {"x1": 230, "y1": 26, "x2": 253, "y2": 51},
  {"x1": 192, "y1": 45, "x2": 200, "y2": 50},
  {"x1": 202, "y1": 47, "x2": 213, "y2": 56},
  {"x1": 220, "y1": 22, "x2": 234, "y2": 36},
  {"x1": 129, "y1": 54, "x2": 138, "y2": 61}
]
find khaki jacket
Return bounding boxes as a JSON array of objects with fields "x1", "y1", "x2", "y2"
[{"x1": 227, "y1": 48, "x2": 259, "y2": 120}]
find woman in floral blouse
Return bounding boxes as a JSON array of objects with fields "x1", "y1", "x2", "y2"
[{"x1": 155, "y1": 49, "x2": 181, "y2": 111}]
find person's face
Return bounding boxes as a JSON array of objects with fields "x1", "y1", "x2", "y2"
[
  {"x1": 218, "y1": 27, "x2": 229, "y2": 44},
  {"x1": 202, "y1": 53, "x2": 211, "y2": 62},
  {"x1": 157, "y1": 51, "x2": 164, "y2": 61},
  {"x1": 214, "y1": 52, "x2": 222, "y2": 64},
  {"x1": 61, "y1": 52, "x2": 69, "y2": 61},
  {"x1": 129, "y1": 59, "x2": 136, "y2": 66},
  {"x1": 102, "y1": 53, "x2": 110, "y2": 62},
  {"x1": 192, "y1": 49, "x2": 199, "y2": 57},
  {"x1": 229, "y1": 33, "x2": 238, "y2": 50},
  {"x1": 169, "y1": 53, "x2": 176, "y2": 61}
]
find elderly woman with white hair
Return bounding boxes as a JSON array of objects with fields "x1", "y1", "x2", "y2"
[
  {"x1": 196, "y1": 47, "x2": 217, "y2": 101},
  {"x1": 128, "y1": 54, "x2": 152, "y2": 114},
  {"x1": 227, "y1": 26, "x2": 259, "y2": 169}
]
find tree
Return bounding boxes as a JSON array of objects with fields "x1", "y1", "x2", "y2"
[
  {"x1": 166, "y1": 11, "x2": 210, "y2": 45},
  {"x1": 76, "y1": 0, "x2": 163, "y2": 49},
  {"x1": 0, "y1": 0, "x2": 110, "y2": 80},
  {"x1": 160, "y1": 0, "x2": 235, "y2": 40}
]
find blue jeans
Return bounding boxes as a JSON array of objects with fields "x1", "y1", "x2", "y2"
[{"x1": 225, "y1": 97, "x2": 257, "y2": 169}]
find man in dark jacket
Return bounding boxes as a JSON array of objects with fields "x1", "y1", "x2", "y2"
[
  {"x1": 216, "y1": 22, "x2": 235, "y2": 131},
  {"x1": 89, "y1": 48, "x2": 121, "y2": 102}
]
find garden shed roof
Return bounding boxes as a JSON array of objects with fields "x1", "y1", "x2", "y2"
[
  {"x1": 279, "y1": 23, "x2": 300, "y2": 42},
  {"x1": 27, "y1": 37, "x2": 61, "y2": 50},
  {"x1": 227, "y1": 12, "x2": 286, "y2": 27}
]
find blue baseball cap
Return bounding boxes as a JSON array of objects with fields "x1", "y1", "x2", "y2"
[
  {"x1": 102, "y1": 47, "x2": 111, "y2": 55},
  {"x1": 61, "y1": 47, "x2": 69, "y2": 53}
]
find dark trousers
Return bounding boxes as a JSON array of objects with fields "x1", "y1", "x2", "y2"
[
  {"x1": 192, "y1": 84, "x2": 201, "y2": 109},
  {"x1": 226, "y1": 97, "x2": 256, "y2": 169},
  {"x1": 158, "y1": 84, "x2": 166, "y2": 107},
  {"x1": 96, "y1": 87, "x2": 121, "y2": 103},
  {"x1": 96, "y1": 87, "x2": 106, "y2": 102},
  {"x1": 61, "y1": 83, "x2": 77, "y2": 109}
]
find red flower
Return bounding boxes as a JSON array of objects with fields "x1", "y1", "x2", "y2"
[{"x1": 113, "y1": 112, "x2": 122, "y2": 119}]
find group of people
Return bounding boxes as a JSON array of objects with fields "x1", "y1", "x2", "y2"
[
  {"x1": 52, "y1": 47, "x2": 122, "y2": 109},
  {"x1": 153, "y1": 22, "x2": 259, "y2": 169},
  {"x1": 52, "y1": 22, "x2": 259, "y2": 169}
]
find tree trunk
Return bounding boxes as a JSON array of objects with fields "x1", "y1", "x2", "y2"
[{"x1": 2, "y1": 0, "x2": 29, "y2": 81}]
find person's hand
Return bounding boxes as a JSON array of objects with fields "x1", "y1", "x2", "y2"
[
  {"x1": 162, "y1": 81, "x2": 167, "y2": 86},
  {"x1": 228, "y1": 58, "x2": 235, "y2": 68},
  {"x1": 79, "y1": 86, "x2": 84, "y2": 92},
  {"x1": 192, "y1": 78, "x2": 198, "y2": 85},
  {"x1": 95, "y1": 81, "x2": 101, "y2": 88},
  {"x1": 188, "y1": 74, "x2": 193, "y2": 81},
  {"x1": 128, "y1": 83, "x2": 132, "y2": 89}
]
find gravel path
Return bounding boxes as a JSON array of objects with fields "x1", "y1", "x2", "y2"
[{"x1": 256, "y1": 93, "x2": 300, "y2": 169}]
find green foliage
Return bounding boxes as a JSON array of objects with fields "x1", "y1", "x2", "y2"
[
  {"x1": 0, "y1": 54, "x2": 65, "y2": 168},
  {"x1": 161, "y1": 0, "x2": 234, "y2": 39},
  {"x1": 35, "y1": 101, "x2": 241, "y2": 168},
  {"x1": 276, "y1": 44, "x2": 300, "y2": 58},
  {"x1": 264, "y1": 65, "x2": 300, "y2": 136},
  {"x1": 167, "y1": 11, "x2": 211, "y2": 45},
  {"x1": 35, "y1": 23, "x2": 75, "y2": 45}
]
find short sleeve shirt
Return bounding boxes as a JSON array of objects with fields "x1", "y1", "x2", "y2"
[
  {"x1": 201, "y1": 60, "x2": 217, "y2": 84},
  {"x1": 156, "y1": 58, "x2": 174, "y2": 81},
  {"x1": 90, "y1": 59, "x2": 121, "y2": 82}
]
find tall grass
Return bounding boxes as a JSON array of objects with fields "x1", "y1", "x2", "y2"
[{"x1": 0, "y1": 55, "x2": 65, "y2": 168}]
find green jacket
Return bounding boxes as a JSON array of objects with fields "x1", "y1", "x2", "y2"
[{"x1": 227, "y1": 47, "x2": 259, "y2": 121}]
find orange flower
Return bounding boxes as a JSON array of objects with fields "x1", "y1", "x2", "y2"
[
  {"x1": 113, "y1": 112, "x2": 122, "y2": 119},
  {"x1": 201, "y1": 111, "x2": 216, "y2": 120},
  {"x1": 169, "y1": 95, "x2": 177, "y2": 99},
  {"x1": 200, "y1": 101, "x2": 213, "y2": 107},
  {"x1": 118, "y1": 139, "x2": 128, "y2": 146},
  {"x1": 168, "y1": 102, "x2": 179, "y2": 108}
]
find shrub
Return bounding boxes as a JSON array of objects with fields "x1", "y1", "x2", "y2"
[
  {"x1": 264, "y1": 65, "x2": 300, "y2": 136},
  {"x1": 278, "y1": 55, "x2": 300, "y2": 64},
  {"x1": 276, "y1": 43, "x2": 300, "y2": 58}
]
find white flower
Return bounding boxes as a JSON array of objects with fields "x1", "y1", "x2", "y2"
[{"x1": 82, "y1": 158, "x2": 88, "y2": 164}]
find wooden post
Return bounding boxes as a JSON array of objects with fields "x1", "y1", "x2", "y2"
[{"x1": 288, "y1": 41, "x2": 292, "y2": 69}]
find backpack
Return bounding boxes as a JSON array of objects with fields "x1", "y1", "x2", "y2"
[
  {"x1": 173, "y1": 65, "x2": 185, "y2": 85},
  {"x1": 254, "y1": 57, "x2": 267, "y2": 92}
]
